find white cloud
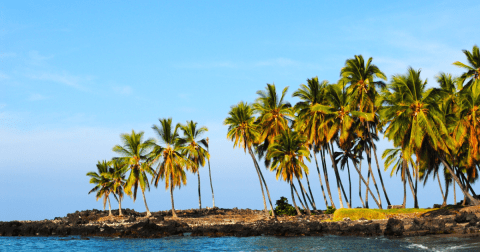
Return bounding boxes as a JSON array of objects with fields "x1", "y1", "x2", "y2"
[
  {"x1": 112, "y1": 85, "x2": 132, "y2": 95},
  {"x1": 27, "y1": 72, "x2": 89, "y2": 91},
  {"x1": 27, "y1": 50, "x2": 54, "y2": 66},
  {"x1": 28, "y1": 94, "x2": 48, "y2": 101}
]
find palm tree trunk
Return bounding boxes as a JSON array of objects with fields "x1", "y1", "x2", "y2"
[
  {"x1": 346, "y1": 161, "x2": 352, "y2": 207},
  {"x1": 313, "y1": 149, "x2": 329, "y2": 208},
  {"x1": 290, "y1": 182, "x2": 302, "y2": 215},
  {"x1": 247, "y1": 145, "x2": 275, "y2": 216},
  {"x1": 327, "y1": 143, "x2": 344, "y2": 208},
  {"x1": 365, "y1": 168, "x2": 370, "y2": 208},
  {"x1": 304, "y1": 173, "x2": 317, "y2": 210},
  {"x1": 197, "y1": 171, "x2": 202, "y2": 210},
  {"x1": 453, "y1": 179, "x2": 456, "y2": 205},
  {"x1": 358, "y1": 161, "x2": 365, "y2": 208},
  {"x1": 247, "y1": 146, "x2": 267, "y2": 212},
  {"x1": 365, "y1": 146, "x2": 382, "y2": 208},
  {"x1": 119, "y1": 195, "x2": 123, "y2": 216},
  {"x1": 292, "y1": 183, "x2": 307, "y2": 210},
  {"x1": 443, "y1": 178, "x2": 449, "y2": 207},
  {"x1": 352, "y1": 161, "x2": 381, "y2": 208},
  {"x1": 321, "y1": 148, "x2": 336, "y2": 208},
  {"x1": 414, "y1": 159, "x2": 419, "y2": 208},
  {"x1": 207, "y1": 146, "x2": 215, "y2": 208},
  {"x1": 297, "y1": 178, "x2": 312, "y2": 214},
  {"x1": 369, "y1": 127, "x2": 391, "y2": 206},
  {"x1": 458, "y1": 171, "x2": 477, "y2": 197},
  {"x1": 437, "y1": 172, "x2": 446, "y2": 206},
  {"x1": 170, "y1": 182, "x2": 177, "y2": 218},
  {"x1": 108, "y1": 196, "x2": 112, "y2": 216},
  {"x1": 142, "y1": 189, "x2": 151, "y2": 217},
  {"x1": 406, "y1": 166, "x2": 416, "y2": 201},
  {"x1": 402, "y1": 159, "x2": 407, "y2": 208},
  {"x1": 327, "y1": 143, "x2": 349, "y2": 208}
]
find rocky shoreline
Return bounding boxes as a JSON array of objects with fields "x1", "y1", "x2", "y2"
[{"x1": 1, "y1": 206, "x2": 480, "y2": 239}]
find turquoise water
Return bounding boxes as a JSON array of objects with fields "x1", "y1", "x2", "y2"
[{"x1": 1, "y1": 235, "x2": 480, "y2": 251}]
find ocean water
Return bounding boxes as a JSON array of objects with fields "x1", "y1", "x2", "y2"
[{"x1": 1, "y1": 235, "x2": 480, "y2": 251}]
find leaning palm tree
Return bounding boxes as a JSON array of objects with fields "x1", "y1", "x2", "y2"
[
  {"x1": 103, "y1": 159, "x2": 128, "y2": 216},
  {"x1": 340, "y1": 55, "x2": 391, "y2": 206},
  {"x1": 112, "y1": 130, "x2": 155, "y2": 217},
  {"x1": 224, "y1": 102, "x2": 275, "y2": 216},
  {"x1": 293, "y1": 77, "x2": 333, "y2": 209},
  {"x1": 150, "y1": 118, "x2": 191, "y2": 218},
  {"x1": 267, "y1": 130, "x2": 311, "y2": 215},
  {"x1": 453, "y1": 45, "x2": 480, "y2": 89},
  {"x1": 383, "y1": 148, "x2": 415, "y2": 208},
  {"x1": 206, "y1": 137, "x2": 215, "y2": 208},
  {"x1": 180, "y1": 120, "x2": 210, "y2": 210},
  {"x1": 381, "y1": 67, "x2": 479, "y2": 206},
  {"x1": 87, "y1": 160, "x2": 114, "y2": 216}
]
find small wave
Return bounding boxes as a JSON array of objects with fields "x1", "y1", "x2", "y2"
[{"x1": 407, "y1": 243, "x2": 430, "y2": 250}]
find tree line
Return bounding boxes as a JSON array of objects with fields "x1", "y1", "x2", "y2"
[
  {"x1": 87, "y1": 119, "x2": 214, "y2": 217},
  {"x1": 224, "y1": 45, "x2": 480, "y2": 216},
  {"x1": 88, "y1": 45, "x2": 480, "y2": 217}
]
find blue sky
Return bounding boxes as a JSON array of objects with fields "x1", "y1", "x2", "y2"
[{"x1": 1, "y1": 0, "x2": 479, "y2": 221}]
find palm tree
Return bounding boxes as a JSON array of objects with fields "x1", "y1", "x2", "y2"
[
  {"x1": 340, "y1": 55, "x2": 391, "y2": 206},
  {"x1": 381, "y1": 67, "x2": 479, "y2": 206},
  {"x1": 103, "y1": 159, "x2": 128, "y2": 216},
  {"x1": 224, "y1": 102, "x2": 275, "y2": 216},
  {"x1": 453, "y1": 45, "x2": 480, "y2": 89},
  {"x1": 334, "y1": 142, "x2": 358, "y2": 206},
  {"x1": 112, "y1": 130, "x2": 155, "y2": 217},
  {"x1": 293, "y1": 77, "x2": 333, "y2": 208},
  {"x1": 383, "y1": 148, "x2": 415, "y2": 208},
  {"x1": 206, "y1": 137, "x2": 215, "y2": 208},
  {"x1": 180, "y1": 120, "x2": 210, "y2": 210},
  {"x1": 87, "y1": 160, "x2": 114, "y2": 216},
  {"x1": 267, "y1": 130, "x2": 311, "y2": 215},
  {"x1": 253, "y1": 83, "x2": 293, "y2": 167},
  {"x1": 150, "y1": 118, "x2": 191, "y2": 218}
]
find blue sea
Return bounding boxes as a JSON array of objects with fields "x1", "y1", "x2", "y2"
[{"x1": 1, "y1": 235, "x2": 480, "y2": 251}]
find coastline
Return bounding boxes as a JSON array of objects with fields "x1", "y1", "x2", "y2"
[{"x1": 1, "y1": 206, "x2": 480, "y2": 239}]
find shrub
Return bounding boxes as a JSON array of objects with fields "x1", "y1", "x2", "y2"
[
  {"x1": 325, "y1": 206, "x2": 336, "y2": 214},
  {"x1": 274, "y1": 196, "x2": 298, "y2": 216}
]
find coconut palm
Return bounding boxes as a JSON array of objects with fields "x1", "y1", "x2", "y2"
[
  {"x1": 381, "y1": 67, "x2": 479, "y2": 206},
  {"x1": 267, "y1": 130, "x2": 311, "y2": 215},
  {"x1": 383, "y1": 148, "x2": 415, "y2": 208},
  {"x1": 150, "y1": 118, "x2": 191, "y2": 218},
  {"x1": 206, "y1": 137, "x2": 215, "y2": 208},
  {"x1": 253, "y1": 83, "x2": 293, "y2": 167},
  {"x1": 293, "y1": 77, "x2": 333, "y2": 208},
  {"x1": 180, "y1": 120, "x2": 210, "y2": 210},
  {"x1": 103, "y1": 159, "x2": 128, "y2": 216},
  {"x1": 112, "y1": 130, "x2": 155, "y2": 217},
  {"x1": 453, "y1": 45, "x2": 480, "y2": 89},
  {"x1": 224, "y1": 102, "x2": 275, "y2": 216},
  {"x1": 87, "y1": 160, "x2": 114, "y2": 216},
  {"x1": 340, "y1": 55, "x2": 391, "y2": 206}
]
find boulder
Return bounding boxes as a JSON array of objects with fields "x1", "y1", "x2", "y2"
[{"x1": 384, "y1": 218, "x2": 404, "y2": 236}]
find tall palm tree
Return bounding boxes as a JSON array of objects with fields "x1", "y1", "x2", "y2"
[
  {"x1": 150, "y1": 118, "x2": 191, "y2": 218},
  {"x1": 206, "y1": 137, "x2": 215, "y2": 208},
  {"x1": 293, "y1": 77, "x2": 333, "y2": 208},
  {"x1": 253, "y1": 83, "x2": 293, "y2": 167},
  {"x1": 180, "y1": 120, "x2": 210, "y2": 210},
  {"x1": 112, "y1": 130, "x2": 155, "y2": 217},
  {"x1": 267, "y1": 130, "x2": 311, "y2": 215},
  {"x1": 103, "y1": 159, "x2": 128, "y2": 216},
  {"x1": 381, "y1": 67, "x2": 479, "y2": 206},
  {"x1": 340, "y1": 55, "x2": 391, "y2": 206},
  {"x1": 383, "y1": 148, "x2": 415, "y2": 208},
  {"x1": 453, "y1": 45, "x2": 480, "y2": 89},
  {"x1": 224, "y1": 102, "x2": 275, "y2": 216},
  {"x1": 87, "y1": 160, "x2": 114, "y2": 216}
]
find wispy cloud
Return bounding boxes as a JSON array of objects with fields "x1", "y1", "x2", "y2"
[
  {"x1": 28, "y1": 94, "x2": 48, "y2": 101},
  {"x1": 0, "y1": 72, "x2": 9, "y2": 80},
  {"x1": 27, "y1": 72, "x2": 90, "y2": 91},
  {"x1": 253, "y1": 58, "x2": 299, "y2": 67},
  {"x1": 178, "y1": 93, "x2": 191, "y2": 100},
  {"x1": 112, "y1": 85, "x2": 132, "y2": 95},
  {"x1": 174, "y1": 61, "x2": 237, "y2": 69},
  {"x1": 27, "y1": 50, "x2": 54, "y2": 66},
  {"x1": 0, "y1": 103, "x2": 6, "y2": 109},
  {"x1": 174, "y1": 57, "x2": 315, "y2": 70},
  {"x1": 0, "y1": 52, "x2": 16, "y2": 58}
]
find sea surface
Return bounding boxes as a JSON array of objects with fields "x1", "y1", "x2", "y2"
[{"x1": 1, "y1": 235, "x2": 480, "y2": 251}]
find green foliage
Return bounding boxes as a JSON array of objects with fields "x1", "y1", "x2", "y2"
[
  {"x1": 325, "y1": 206, "x2": 336, "y2": 214},
  {"x1": 273, "y1": 196, "x2": 298, "y2": 216}
]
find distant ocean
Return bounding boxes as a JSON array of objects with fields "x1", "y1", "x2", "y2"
[{"x1": 1, "y1": 235, "x2": 480, "y2": 251}]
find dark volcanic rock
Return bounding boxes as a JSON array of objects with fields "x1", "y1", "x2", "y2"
[{"x1": 384, "y1": 218, "x2": 404, "y2": 236}]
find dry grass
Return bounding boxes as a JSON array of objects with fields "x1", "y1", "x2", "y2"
[{"x1": 331, "y1": 208, "x2": 437, "y2": 221}]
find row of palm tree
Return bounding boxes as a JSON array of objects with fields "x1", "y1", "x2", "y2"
[
  {"x1": 87, "y1": 119, "x2": 215, "y2": 217},
  {"x1": 224, "y1": 45, "x2": 480, "y2": 215}
]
